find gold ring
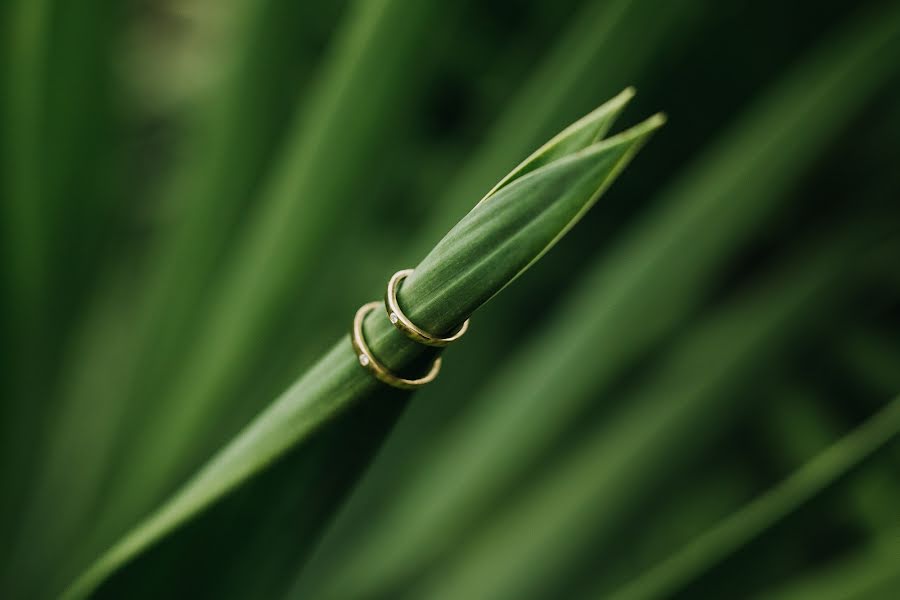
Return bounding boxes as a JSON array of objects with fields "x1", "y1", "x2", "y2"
[
  {"x1": 385, "y1": 269, "x2": 470, "y2": 347},
  {"x1": 351, "y1": 301, "x2": 441, "y2": 389}
]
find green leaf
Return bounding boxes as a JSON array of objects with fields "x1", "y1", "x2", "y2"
[
  {"x1": 758, "y1": 532, "x2": 900, "y2": 600},
  {"x1": 0, "y1": 0, "x2": 53, "y2": 550},
  {"x1": 479, "y1": 86, "x2": 634, "y2": 200},
  {"x1": 59, "y1": 99, "x2": 663, "y2": 600},
  {"x1": 8, "y1": 0, "x2": 283, "y2": 588},
  {"x1": 608, "y1": 395, "x2": 900, "y2": 600},
  {"x1": 1, "y1": 0, "x2": 51, "y2": 330},
  {"x1": 402, "y1": 112, "x2": 664, "y2": 332},
  {"x1": 765, "y1": 386, "x2": 900, "y2": 535}
]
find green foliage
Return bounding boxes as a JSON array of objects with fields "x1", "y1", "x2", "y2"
[
  {"x1": 1, "y1": 0, "x2": 899, "y2": 599},
  {"x1": 609, "y1": 396, "x2": 900, "y2": 600},
  {"x1": 61, "y1": 93, "x2": 663, "y2": 600}
]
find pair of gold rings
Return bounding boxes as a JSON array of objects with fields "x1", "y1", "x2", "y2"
[{"x1": 351, "y1": 269, "x2": 470, "y2": 390}]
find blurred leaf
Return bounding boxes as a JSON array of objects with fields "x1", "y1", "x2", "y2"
[
  {"x1": 2, "y1": 0, "x2": 50, "y2": 331},
  {"x1": 580, "y1": 468, "x2": 754, "y2": 597},
  {"x1": 0, "y1": 0, "x2": 53, "y2": 545},
  {"x1": 96, "y1": 0, "x2": 442, "y2": 546},
  {"x1": 757, "y1": 532, "x2": 900, "y2": 600},
  {"x1": 2, "y1": 271, "x2": 143, "y2": 598},
  {"x1": 765, "y1": 385, "x2": 900, "y2": 535},
  {"x1": 8, "y1": 0, "x2": 343, "y2": 593},
  {"x1": 1, "y1": 0, "x2": 124, "y2": 572},
  {"x1": 608, "y1": 395, "x2": 900, "y2": 600},
  {"x1": 839, "y1": 331, "x2": 900, "y2": 395}
]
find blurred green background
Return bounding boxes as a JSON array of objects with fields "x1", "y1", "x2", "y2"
[{"x1": 2, "y1": 0, "x2": 899, "y2": 598}]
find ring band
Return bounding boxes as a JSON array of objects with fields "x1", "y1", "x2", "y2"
[
  {"x1": 385, "y1": 269, "x2": 470, "y2": 347},
  {"x1": 351, "y1": 301, "x2": 441, "y2": 389}
]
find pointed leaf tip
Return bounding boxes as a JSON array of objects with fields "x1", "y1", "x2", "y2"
[
  {"x1": 407, "y1": 110, "x2": 663, "y2": 328},
  {"x1": 482, "y1": 89, "x2": 638, "y2": 201}
]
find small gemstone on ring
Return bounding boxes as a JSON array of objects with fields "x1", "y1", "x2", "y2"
[
  {"x1": 390, "y1": 312, "x2": 399, "y2": 324},
  {"x1": 359, "y1": 354, "x2": 370, "y2": 366}
]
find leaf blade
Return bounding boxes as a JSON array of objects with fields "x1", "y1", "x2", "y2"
[{"x1": 59, "y1": 101, "x2": 662, "y2": 600}]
